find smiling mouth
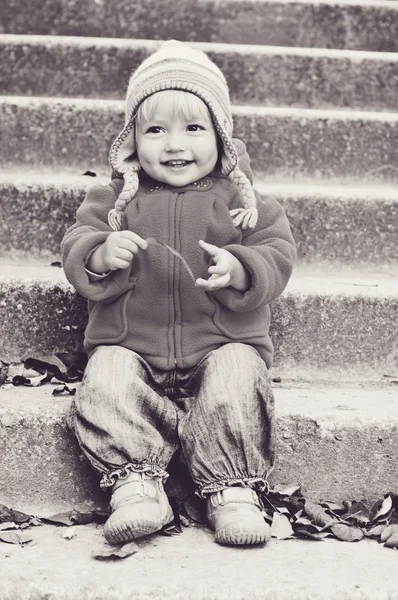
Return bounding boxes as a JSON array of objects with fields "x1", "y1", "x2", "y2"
[{"x1": 162, "y1": 160, "x2": 193, "y2": 168}]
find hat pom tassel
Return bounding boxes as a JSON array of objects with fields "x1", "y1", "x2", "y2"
[
  {"x1": 230, "y1": 206, "x2": 258, "y2": 229},
  {"x1": 108, "y1": 208, "x2": 123, "y2": 231}
]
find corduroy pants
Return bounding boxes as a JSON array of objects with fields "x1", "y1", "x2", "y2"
[{"x1": 68, "y1": 342, "x2": 275, "y2": 496}]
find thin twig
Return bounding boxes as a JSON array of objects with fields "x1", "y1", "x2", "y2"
[{"x1": 147, "y1": 237, "x2": 196, "y2": 283}]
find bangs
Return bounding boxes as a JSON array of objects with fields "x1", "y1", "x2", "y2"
[{"x1": 136, "y1": 90, "x2": 212, "y2": 124}]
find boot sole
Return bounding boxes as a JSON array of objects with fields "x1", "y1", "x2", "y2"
[
  {"x1": 214, "y1": 520, "x2": 271, "y2": 546},
  {"x1": 104, "y1": 506, "x2": 174, "y2": 544}
]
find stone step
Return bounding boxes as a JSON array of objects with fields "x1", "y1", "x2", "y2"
[
  {"x1": 2, "y1": 96, "x2": 398, "y2": 183},
  {"x1": 1, "y1": 260, "x2": 397, "y2": 378},
  {"x1": 1, "y1": 382, "x2": 397, "y2": 513},
  {"x1": 3, "y1": 35, "x2": 398, "y2": 111},
  {"x1": 2, "y1": 0, "x2": 398, "y2": 52},
  {"x1": 2, "y1": 524, "x2": 398, "y2": 600},
  {"x1": 1, "y1": 171, "x2": 398, "y2": 266}
]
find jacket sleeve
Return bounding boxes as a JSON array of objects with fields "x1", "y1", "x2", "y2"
[
  {"x1": 215, "y1": 188, "x2": 296, "y2": 312},
  {"x1": 61, "y1": 181, "x2": 133, "y2": 302}
]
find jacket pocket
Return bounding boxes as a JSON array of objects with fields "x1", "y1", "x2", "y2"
[
  {"x1": 210, "y1": 297, "x2": 269, "y2": 340},
  {"x1": 85, "y1": 289, "x2": 133, "y2": 345}
]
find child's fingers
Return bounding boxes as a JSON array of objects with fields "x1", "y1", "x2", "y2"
[
  {"x1": 114, "y1": 238, "x2": 143, "y2": 256},
  {"x1": 120, "y1": 230, "x2": 148, "y2": 250},
  {"x1": 198, "y1": 239, "x2": 220, "y2": 258},
  {"x1": 114, "y1": 247, "x2": 135, "y2": 262},
  {"x1": 111, "y1": 257, "x2": 133, "y2": 270},
  {"x1": 208, "y1": 258, "x2": 229, "y2": 275},
  {"x1": 196, "y1": 273, "x2": 230, "y2": 290}
]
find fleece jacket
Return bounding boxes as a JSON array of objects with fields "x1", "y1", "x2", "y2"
[{"x1": 61, "y1": 163, "x2": 296, "y2": 371}]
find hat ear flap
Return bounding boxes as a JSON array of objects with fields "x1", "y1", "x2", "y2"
[{"x1": 108, "y1": 166, "x2": 140, "y2": 231}]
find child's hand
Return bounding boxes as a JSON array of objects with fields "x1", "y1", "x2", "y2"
[
  {"x1": 88, "y1": 231, "x2": 148, "y2": 273},
  {"x1": 196, "y1": 240, "x2": 250, "y2": 292}
]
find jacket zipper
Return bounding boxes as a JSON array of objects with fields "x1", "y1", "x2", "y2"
[{"x1": 170, "y1": 192, "x2": 181, "y2": 369}]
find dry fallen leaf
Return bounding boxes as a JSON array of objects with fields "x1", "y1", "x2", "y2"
[
  {"x1": 0, "y1": 522, "x2": 18, "y2": 531},
  {"x1": 294, "y1": 529, "x2": 330, "y2": 541},
  {"x1": 362, "y1": 524, "x2": 387, "y2": 538},
  {"x1": 304, "y1": 500, "x2": 337, "y2": 527},
  {"x1": 271, "y1": 512, "x2": 294, "y2": 539},
  {"x1": 0, "y1": 531, "x2": 33, "y2": 545},
  {"x1": 380, "y1": 524, "x2": 398, "y2": 543},
  {"x1": 61, "y1": 527, "x2": 77, "y2": 540},
  {"x1": 369, "y1": 495, "x2": 393, "y2": 523},
  {"x1": 272, "y1": 484, "x2": 301, "y2": 496},
  {"x1": 384, "y1": 533, "x2": 398, "y2": 549},
  {"x1": 42, "y1": 511, "x2": 75, "y2": 526},
  {"x1": 92, "y1": 540, "x2": 139, "y2": 560},
  {"x1": 330, "y1": 523, "x2": 364, "y2": 542},
  {"x1": 52, "y1": 385, "x2": 76, "y2": 396}
]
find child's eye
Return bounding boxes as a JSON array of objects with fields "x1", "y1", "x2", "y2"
[
  {"x1": 146, "y1": 126, "x2": 163, "y2": 134},
  {"x1": 187, "y1": 124, "x2": 204, "y2": 132}
]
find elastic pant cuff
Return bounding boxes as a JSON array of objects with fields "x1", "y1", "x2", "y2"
[
  {"x1": 100, "y1": 461, "x2": 169, "y2": 489},
  {"x1": 197, "y1": 476, "x2": 269, "y2": 499}
]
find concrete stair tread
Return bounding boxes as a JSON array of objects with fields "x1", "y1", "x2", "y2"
[
  {"x1": 1, "y1": 381, "x2": 397, "y2": 512},
  {"x1": 3, "y1": 35, "x2": 398, "y2": 112},
  {"x1": 256, "y1": 179, "x2": 398, "y2": 200},
  {"x1": 4, "y1": 32, "x2": 398, "y2": 62},
  {"x1": 1, "y1": 524, "x2": 398, "y2": 600},
  {"x1": 5, "y1": 94, "x2": 398, "y2": 120},
  {"x1": 0, "y1": 259, "x2": 397, "y2": 297},
  {"x1": 2, "y1": 169, "x2": 398, "y2": 266},
  {"x1": 2, "y1": 378, "x2": 396, "y2": 424},
  {"x1": 0, "y1": 167, "x2": 110, "y2": 184},
  {"x1": 3, "y1": 96, "x2": 398, "y2": 183},
  {"x1": 3, "y1": 0, "x2": 398, "y2": 53},
  {"x1": 3, "y1": 168, "x2": 398, "y2": 197}
]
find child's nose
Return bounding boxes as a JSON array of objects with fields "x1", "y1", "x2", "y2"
[{"x1": 165, "y1": 131, "x2": 186, "y2": 152}]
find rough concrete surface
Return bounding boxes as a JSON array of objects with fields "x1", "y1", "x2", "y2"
[
  {"x1": 2, "y1": 522, "x2": 398, "y2": 600},
  {"x1": 1, "y1": 173, "x2": 398, "y2": 264},
  {"x1": 3, "y1": 97, "x2": 398, "y2": 182},
  {"x1": 1, "y1": 383, "x2": 397, "y2": 513},
  {"x1": 2, "y1": 2, "x2": 398, "y2": 598},
  {"x1": 2, "y1": 35, "x2": 398, "y2": 111},
  {"x1": 2, "y1": 0, "x2": 398, "y2": 52},
  {"x1": 1, "y1": 261, "x2": 397, "y2": 373},
  {"x1": 259, "y1": 182, "x2": 398, "y2": 264}
]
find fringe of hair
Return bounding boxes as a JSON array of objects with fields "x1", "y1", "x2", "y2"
[{"x1": 136, "y1": 89, "x2": 211, "y2": 125}]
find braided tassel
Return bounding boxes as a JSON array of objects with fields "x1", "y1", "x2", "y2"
[
  {"x1": 228, "y1": 167, "x2": 258, "y2": 229},
  {"x1": 108, "y1": 208, "x2": 123, "y2": 231},
  {"x1": 107, "y1": 169, "x2": 140, "y2": 230}
]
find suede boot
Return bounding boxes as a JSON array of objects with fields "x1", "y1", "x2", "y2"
[
  {"x1": 104, "y1": 472, "x2": 174, "y2": 544},
  {"x1": 207, "y1": 487, "x2": 271, "y2": 546}
]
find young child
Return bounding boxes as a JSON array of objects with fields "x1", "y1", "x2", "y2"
[{"x1": 61, "y1": 41, "x2": 296, "y2": 547}]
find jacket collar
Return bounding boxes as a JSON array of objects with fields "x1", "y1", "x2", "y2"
[{"x1": 140, "y1": 173, "x2": 214, "y2": 194}]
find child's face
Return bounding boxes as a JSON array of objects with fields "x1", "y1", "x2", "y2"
[{"x1": 135, "y1": 92, "x2": 219, "y2": 187}]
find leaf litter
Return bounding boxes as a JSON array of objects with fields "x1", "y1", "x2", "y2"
[
  {"x1": 1, "y1": 487, "x2": 398, "y2": 557},
  {"x1": 2, "y1": 355, "x2": 398, "y2": 555},
  {"x1": 0, "y1": 352, "x2": 87, "y2": 394}
]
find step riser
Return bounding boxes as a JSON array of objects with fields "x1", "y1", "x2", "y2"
[
  {"x1": 3, "y1": 100, "x2": 398, "y2": 182},
  {"x1": 2, "y1": 38, "x2": 398, "y2": 111},
  {"x1": 0, "y1": 181, "x2": 85, "y2": 261},
  {"x1": 1, "y1": 390, "x2": 397, "y2": 513},
  {"x1": 277, "y1": 191, "x2": 398, "y2": 265},
  {"x1": 1, "y1": 280, "x2": 397, "y2": 376},
  {"x1": 2, "y1": 0, "x2": 398, "y2": 52},
  {"x1": 2, "y1": 181, "x2": 398, "y2": 265}
]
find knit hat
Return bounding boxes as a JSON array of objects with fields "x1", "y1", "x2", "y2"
[{"x1": 108, "y1": 40, "x2": 258, "y2": 231}]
